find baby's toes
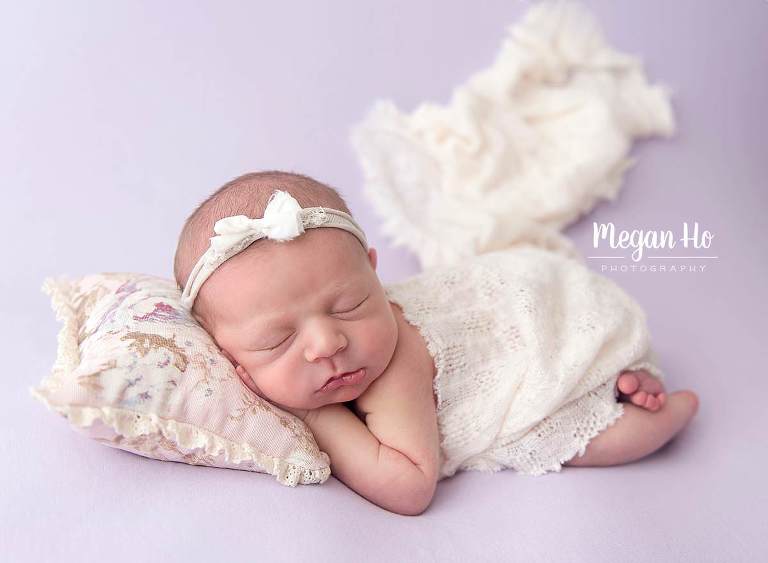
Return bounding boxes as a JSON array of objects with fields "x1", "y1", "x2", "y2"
[
  {"x1": 617, "y1": 372, "x2": 640, "y2": 395},
  {"x1": 630, "y1": 390, "x2": 648, "y2": 407},
  {"x1": 644, "y1": 394, "x2": 661, "y2": 411},
  {"x1": 640, "y1": 373, "x2": 665, "y2": 395}
]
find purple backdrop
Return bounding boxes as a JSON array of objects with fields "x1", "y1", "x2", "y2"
[{"x1": 2, "y1": 1, "x2": 766, "y2": 561}]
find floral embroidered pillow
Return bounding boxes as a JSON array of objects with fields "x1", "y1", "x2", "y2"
[{"x1": 30, "y1": 272, "x2": 330, "y2": 486}]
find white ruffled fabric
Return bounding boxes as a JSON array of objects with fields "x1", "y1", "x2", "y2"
[
  {"x1": 354, "y1": 1, "x2": 674, "y2": 477},
  {"x1": 350, "y1": 0, "x2": 675, "y2": 269}
]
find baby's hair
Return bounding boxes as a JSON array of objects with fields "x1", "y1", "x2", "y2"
[{"x1": 173, "y1": 170, "x2": 354, "y2": 331}]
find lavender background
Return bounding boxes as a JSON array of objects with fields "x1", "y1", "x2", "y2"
[{"x1": 2, "y1": 1, "x2": 766, "y2": 561}]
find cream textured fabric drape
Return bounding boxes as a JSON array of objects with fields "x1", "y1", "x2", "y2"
[{"x1": 350, "y1": 0, "x2": 674, "y2": 269}]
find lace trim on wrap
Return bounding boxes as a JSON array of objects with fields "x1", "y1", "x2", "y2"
[
  {"x1": 478, "y1": 375, "x2": 626, "y2": 477},
  {"x1": 31, "y1": 277, "x2": 330, "y2": 487},
  {"x1": 450, "y1": 360, "x2": 667, "y2": 478}
]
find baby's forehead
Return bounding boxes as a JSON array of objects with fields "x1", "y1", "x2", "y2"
[
  {"x1": 222, "y1": 234, "x2": 366, "y2": 287},
  {"x1": 231, "y1": 247, "x2": 368, "y2": 288}
]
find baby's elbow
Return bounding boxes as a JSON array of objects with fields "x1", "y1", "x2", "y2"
[
  {"x1": 401, "y1": 494, "x2": 434, "y2": 516},
  {"x1": 394, "y1": 477, "x2": 437, "y2": 516},
  {"x1": 403, "y1": 490, "x2": 436, "y2": 516},
  {"x1": 374, "y1": 447, "x2": 438, "y2": 515}
]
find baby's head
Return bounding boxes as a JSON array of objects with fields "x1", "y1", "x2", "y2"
[{"x1": 174, "y1": 171, "x2": 398, "y2": 410}]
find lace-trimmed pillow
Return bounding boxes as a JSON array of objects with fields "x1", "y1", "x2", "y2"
[{"x1": 30, "y1": 272, "x2": 330, "y2": 486}]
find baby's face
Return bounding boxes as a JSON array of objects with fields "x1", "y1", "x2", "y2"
[{"x1": 199, "y1": 228, "x2": 398, "y2": 411}]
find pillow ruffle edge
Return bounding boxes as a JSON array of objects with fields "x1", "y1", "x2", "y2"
[{"x1": 28, "y1": 393, "x2": 331, "y2": 486}]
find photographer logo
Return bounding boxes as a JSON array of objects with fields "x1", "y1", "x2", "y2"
[{"x1": 588, "y1": 222, "x2": 716, "y2": 273}]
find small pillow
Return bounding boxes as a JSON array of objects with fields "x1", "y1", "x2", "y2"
[{"x1": 30, "y1": 272, "x2": 330, "y2": 486}]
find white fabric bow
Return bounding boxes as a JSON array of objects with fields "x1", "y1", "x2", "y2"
[{"x1": 209, "y1": 190, "x2": 305, "y2": 257}]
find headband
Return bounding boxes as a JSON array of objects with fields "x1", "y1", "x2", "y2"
[{"x1": 180, "y1": 189, "x2": 369, "y2": 310}]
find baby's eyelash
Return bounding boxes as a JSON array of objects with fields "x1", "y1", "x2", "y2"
[
  {"x1": 338, "y1": 296, "x2": 368, "y2": 314},
  {"x1": 260, "y1": 333, "x2": 293, "y2": 351}
]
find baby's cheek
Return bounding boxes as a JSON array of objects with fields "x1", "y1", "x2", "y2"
[
  {"x1": 267, "y1": 361, "x2": 311, "y2": 398},
  {"x1": 362, "y1": 316, "x2": 396, "y2": 360}
]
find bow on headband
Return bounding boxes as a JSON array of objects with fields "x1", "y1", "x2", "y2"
[{"x1": 209, "y1": 190, "x2": 306, "y2": 258}]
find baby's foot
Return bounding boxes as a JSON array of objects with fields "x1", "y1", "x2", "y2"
[{"x1": 616, "y1": 370, "x2": 666, "y2": 412}]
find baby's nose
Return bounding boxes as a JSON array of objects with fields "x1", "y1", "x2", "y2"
[{"x1": 304, "y1": 324, "x2": 347, "y2": 363}]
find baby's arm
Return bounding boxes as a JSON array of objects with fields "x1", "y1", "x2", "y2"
[{"x1": 305, "y1": 403, "x2": 436, "y2": 516}]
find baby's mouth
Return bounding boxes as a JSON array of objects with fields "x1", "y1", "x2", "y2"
[{"x1": 319, "y1": 368, "x2": 366, "y2": 392}]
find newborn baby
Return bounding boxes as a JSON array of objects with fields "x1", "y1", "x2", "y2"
[{"x1": 174, "y1": 170, "x2": 699, "y2": 516}]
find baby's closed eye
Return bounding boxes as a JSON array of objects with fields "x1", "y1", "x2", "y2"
[
  {"x1": 260, "y1": 334, "x2": 293, "y2": 351},
  {"x1": 335, "y1": 295, "x2": 368, "y2": 315},
  {"x1": 251, "y1": 295, "x2": 370, "y2": 352}
]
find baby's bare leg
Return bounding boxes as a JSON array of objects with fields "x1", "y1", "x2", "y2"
[{"x1": 564, "y1": 390, "x2": 699, "y2": 467}]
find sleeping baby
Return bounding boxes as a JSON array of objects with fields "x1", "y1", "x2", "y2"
[{"x1": 173, "y1": 170, "x2": 699, "y2": 516}]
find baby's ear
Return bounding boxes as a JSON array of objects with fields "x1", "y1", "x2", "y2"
[
  {"x1": 219, "y1": 347, "x2": 238, "y2": 368},
  {"x1": 368, "y1": 247, "x2": 378, "y2": 271},
  {"x1": 214, "y1": 340, "x2": 264, "y2": 396},
  {"x1": 234, "y1": 364, "x2": 264, "y2": 397}
]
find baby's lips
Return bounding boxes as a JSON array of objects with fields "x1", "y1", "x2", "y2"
[{"x1": 319, "y1": 368, "x2": 366, "y2": 392}]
